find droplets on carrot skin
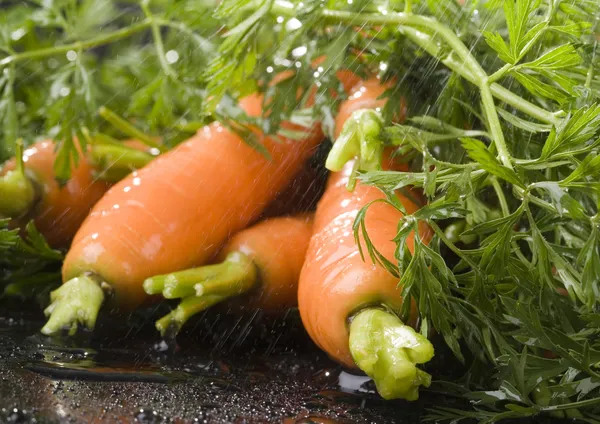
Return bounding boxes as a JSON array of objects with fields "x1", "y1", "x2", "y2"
[{"x1": 45, "y1": 93, "x2": 323, "y2": 335}]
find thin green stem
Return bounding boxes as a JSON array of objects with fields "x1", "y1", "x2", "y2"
[
  {"x1": 489, "y1": 83, "x2": 562, "y2": 125},
  {"x1": 490, "y1": 177, "x2": 531, "y2": 265},
  {"x1": 155, "y1": 295, "x2": 226, "y2": 336},
  {"x1": 348, "y1": 308, "x2": 434, "y2": 400},
  {"x1": 271, "y1": 1, "x2": 559, "y2": 126},
  {"x1": 318, "y1": 9, "x2": 486, "y2": 80},
  {"x1": 399, "y1": 27, "x2": 559, "y2": 126},
  {"x1": 89, "y1": 143, "x2": 155, "y2": 182},
  {"x1": 98, "y1": 106, "x2": 165, "y2": 152},
  {"x1": 480, "y1": 84, "x2": 513, "y2": 169},
  {"x1": 141, "y1": 2, "x2": 177, "y2": 79},
  {"x1": 488, "y1": 63, "x2": 513, "y2": 84},
  {"x1": 0, "y1": 19, "x2": 153, "y2": 68},
  {"x1": 3, "y1": 65, "x2": 18, "y2": 157}
]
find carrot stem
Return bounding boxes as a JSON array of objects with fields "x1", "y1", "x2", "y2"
[
  {"x1": 41, "y1": 274, "x2": 105, "y2": 336},
  {"x1": 89, "y1": 143, "x2": 156, "y2": 182},
  {"x1": 348, "y1": 308, "x2": 434, "y2": 401},
  {"x1": 325, "y1": 109, "x2": 385, "y2": 176},
  {"x1": 155, "y1": 294, "x2": 226, "y2": 336},
  {"x1": 0, "y1": 139, "x2": 37, "y2": 217},
  {"x1": 98, "y1": 106, "x2": 165, "y2": 152},
  {"x1": 143, "y1": 251, "x2": 257, "y2": 299},
  {"x1": 145, "y1": 251, "x2": 258, "y2": 336}
]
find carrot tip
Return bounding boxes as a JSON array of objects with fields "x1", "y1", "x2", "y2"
[
  {"x1": 40, "y1": 275, "x2": 105, "y2": 336},
  {"x1": 348, "y1": 308, "x2": 434, "y2": 401}
]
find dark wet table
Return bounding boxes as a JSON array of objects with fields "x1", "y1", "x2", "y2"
[{"x1": 0, "y1": 304, "x2": 426, "y2": 423}]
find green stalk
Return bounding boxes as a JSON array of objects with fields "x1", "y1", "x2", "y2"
[
  {"x1": 3, "y1": 65, "x2": 18, "y2": 158},
  {"x1": 0, "y1": 139, "x2": 37, "y2": 217},
  {"x1": 144, "y1": 251, "x2": 258, "y2": 335},
  {"x1": 141, "y1": 1, "x2": 177, "y2": 79},
  {"x1": 349, "y1": 308, "x2": 434, "y2": 401},
  {"x1": 480, "y1": 84, "x2": 513, "y2": 169},
  {"x1": 89, "y1": 143, "x2": 155, "y2": 182},
  {"x1": 0, "y1": 20, "x2": 154, "y2": 68},
  {"x1": 98, "y1": 107, "x2": 165, "y2": 152},
  {"x1": 41, "y1": 274, "x2": 106, "y2": 336},
  {"x1": 155, "y1": 295, "x2": 226, "y2": 336},
  {"x1": 400, "y1": 27, "x2": 558, "y2": 125},
  {"x1": 326, "y1": 109, "x2": 385, "y2": 173}
]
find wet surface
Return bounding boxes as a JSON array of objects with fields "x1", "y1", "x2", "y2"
[{"x1": 0, "y1": 305, "x2": 425, "y2": 423}]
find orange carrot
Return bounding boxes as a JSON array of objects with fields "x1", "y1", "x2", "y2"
[
  {"x1": 42, "y1": 92, "x2": 324, "y2": 335},
  {"x1": 298, "y1": 78, "x2": 434, "y2": 401},
  {"x1": 143, "y1": 214, "x2": 313, "y2": 335},
  {"x1": 0, "y1": 139, "x2": 156, "y2": 248}
]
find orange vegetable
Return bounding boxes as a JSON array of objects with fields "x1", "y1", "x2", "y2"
[
  {"x1": 42, "y1": 92, "x2": 324, "y2": 335},
  {"x1": 0, "y1": 139, "x2": 155, "y2": 248},
  {"x1": 144, "y1": 214, "x2": 313, "y2": 335},
  {"x1": 298, "y1": 78, "x2": 434, "y2": 400},
  {"x1": 298, "y1": 162, "x2": 429, "y2": 366}
]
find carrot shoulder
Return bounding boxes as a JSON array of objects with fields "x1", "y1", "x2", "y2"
[{"x1": 42, "y1": 93, "x2": 323, "y2": 335}]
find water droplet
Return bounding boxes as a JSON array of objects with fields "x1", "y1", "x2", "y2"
[
  {"x1": 165, "y1": 50, "x2": 179, "y2": 64},
  {"x1": 66, "y1": 50, "x2": 77, "y2": 61},
  {"x1": 286, "y1": 18, "x2": 303, "y2": 31},
  {"x1": 276, "y1": 16, "x2": 284, "y2": 23},
  {"x1": 292, "y1": 46, "x2": 307, "y2": 58},
  {"x1": 10, "y1": 28, "x2": 25, "y2": 41}
]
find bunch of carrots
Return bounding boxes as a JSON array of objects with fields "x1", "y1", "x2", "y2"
[{"x1": 0, "y1": 69, "x2": 434, "y2": 401}]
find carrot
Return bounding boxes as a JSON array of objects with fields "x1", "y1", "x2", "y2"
[
  {"x1": 298, "y1": 78, "x2": 435, "y2": 401},
  {"x1": 41, "y1": 92, "x2": 324, "y2": 336},
  {"x1": 143, "y1": 214, "x2": 313, "y2": 335},
  {"x1": 0, "y1": 139, "x2": 156, "y2": 248}
]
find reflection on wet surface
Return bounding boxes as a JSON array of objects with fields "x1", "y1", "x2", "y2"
[{"x1": 0, "y1": 306, "x2": 423, "y2": 423}]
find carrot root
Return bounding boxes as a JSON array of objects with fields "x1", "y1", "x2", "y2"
[
  {"x1": 0, "y1": 139, "x2": 37, "y2": 218},
  {"x1": 348, "y1": 308, "x2": 434, "y2": 401},
  {"x1": 325, "y1": 109, "x2": 385, "y2": 176},
  {"x1": 155, "y1": 294, "x2": 226, "y2": 337},
  {"x1": 41, "y1": 274, "x2": 105, "y2": 336}
]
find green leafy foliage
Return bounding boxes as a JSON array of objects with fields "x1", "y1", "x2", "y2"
[{"x1": 2, "y1": 0, "x2": 600, "y2": 420}]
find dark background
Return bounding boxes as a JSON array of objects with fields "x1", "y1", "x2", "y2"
[{"x1": 0, "y1": 302, "x2": 426, "y2": 424}]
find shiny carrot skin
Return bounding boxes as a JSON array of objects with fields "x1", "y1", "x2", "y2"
[
  {"x1": 216, "y1": 214, "x2": 313, "y2": 312},
  {"x1": 63, "y1": 94, "x2": 324, "y2": 312},
  {"x1": 298, "y1": 78, "x2": 432, "y2": 368},
  {"x1": 298, "y1": 162, "x2": 431, "y2": 367}
]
